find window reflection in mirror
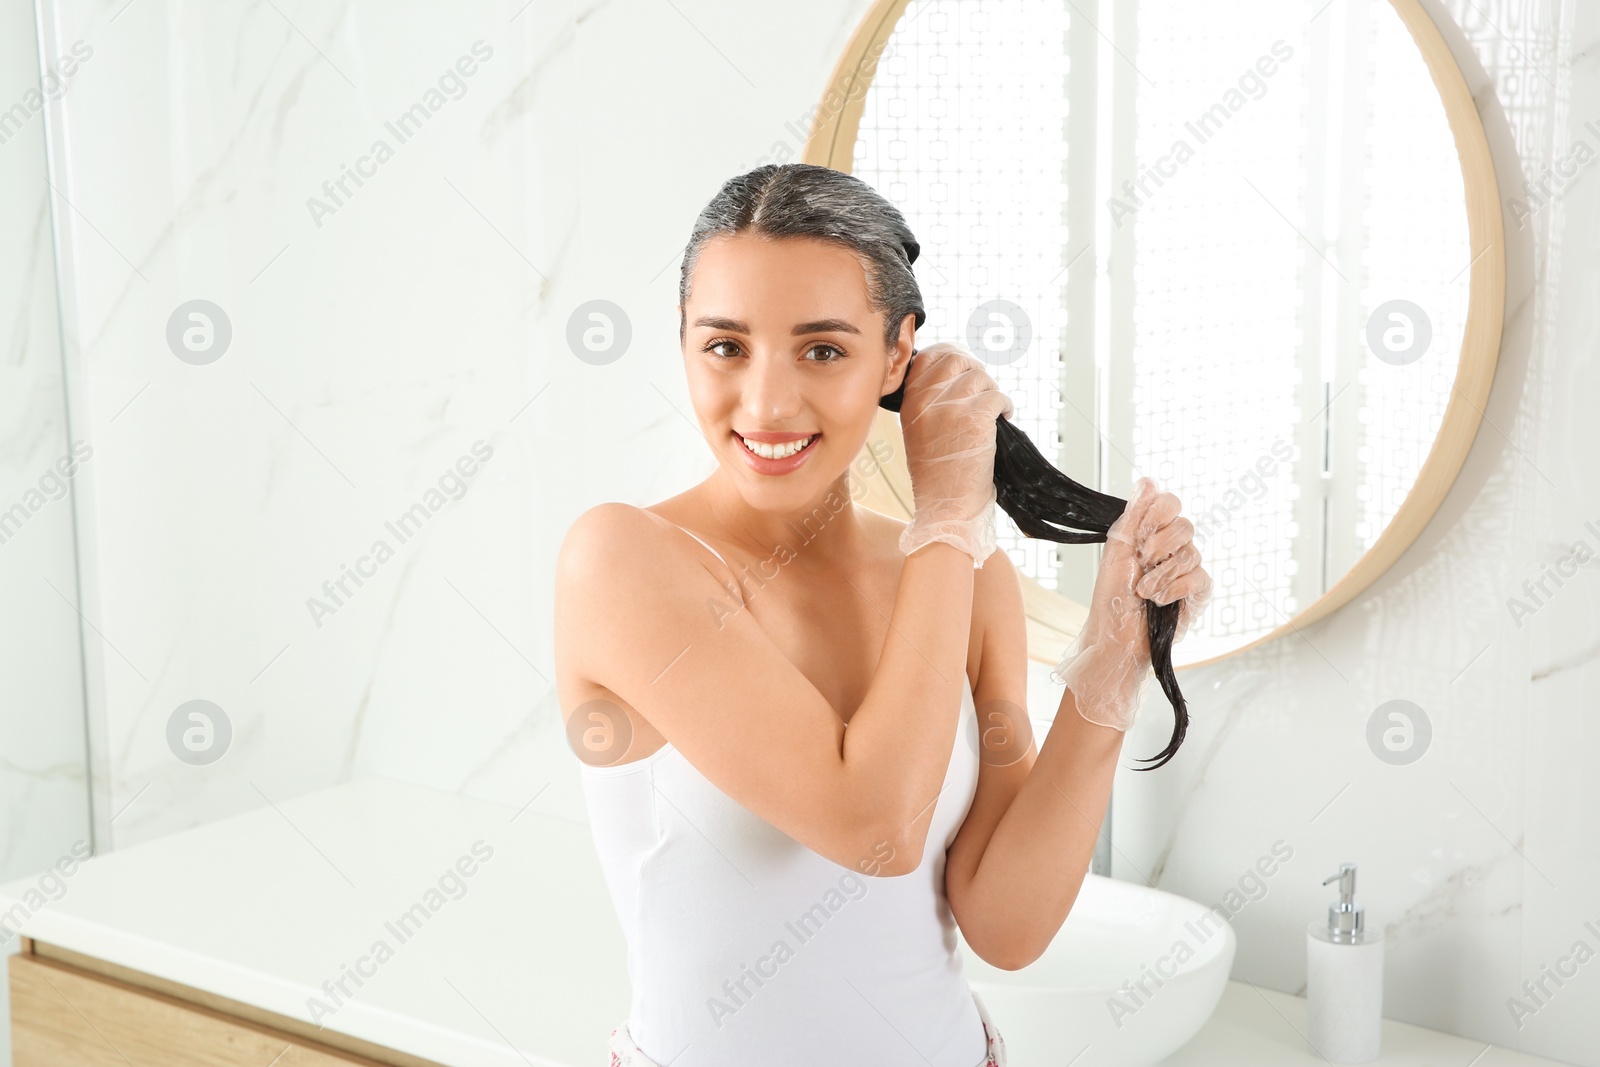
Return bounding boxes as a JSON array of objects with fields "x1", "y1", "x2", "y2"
[{"x1": 851, "y1": 0, "x2": 1471, "y2": 666}]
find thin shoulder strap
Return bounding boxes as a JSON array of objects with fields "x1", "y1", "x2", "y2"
[
  {"x1": 674, "y1": 525, "x2": 730, "y2": 569},
  {"x1": 657, "y1": 516, "x2": 745, "y2": 607}
]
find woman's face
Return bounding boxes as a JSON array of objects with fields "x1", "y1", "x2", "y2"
[{"x1": 680, "y1": 232, "x2": 913, "y2": 513}]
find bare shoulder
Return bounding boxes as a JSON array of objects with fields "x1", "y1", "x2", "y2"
[
  {"x1": 554, "y1": 502, "x2": 701, "y2": 678},
  {"x1": 558, "y1": 501, "x2": 684, "y2": 571},
  {"x1": 857, "y1": 505, "x2": 909, "y2": 560},
  {"x1": 969, "y1": 539, "x2": 1022, "y2": 675},
  {"x1": 858, "y1": 508, "x2": 1020, "y2": 679}
]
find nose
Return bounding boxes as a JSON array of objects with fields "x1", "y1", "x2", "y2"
[{"x1": 739, "y1": 348, "x2": 803, "y2": 425}]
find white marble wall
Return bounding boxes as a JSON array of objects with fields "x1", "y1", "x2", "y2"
[
  {"x1": 14, "y1": 0, "x2": 1595, "y2": 1062},
  {"x1": 0, "y1": 3, "x2": 92, "y2": 887},
  {"x1": 0, "y1": 5, "x2": 94, "y2": 1058}
]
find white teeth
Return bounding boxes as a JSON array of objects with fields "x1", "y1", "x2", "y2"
[{"x1": 739, "y1": 434, "x2": 814, "y2": 459}]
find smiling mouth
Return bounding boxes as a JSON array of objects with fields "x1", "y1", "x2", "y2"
[{"x1": 735, "y1": 432, "x2": 818, "y2": 460}]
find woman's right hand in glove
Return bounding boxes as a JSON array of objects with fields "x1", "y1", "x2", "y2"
[{"x1": 894, "y1": 342, "x2": 1015, "y2": 566}]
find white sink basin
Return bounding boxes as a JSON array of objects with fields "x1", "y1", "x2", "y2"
[{"x1": 958, "y1": 873, "x2": 1235, "y2": 1067}]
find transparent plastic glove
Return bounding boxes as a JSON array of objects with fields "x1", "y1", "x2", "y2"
[
  {"x1": 1135, "y1": 518, "x2": 1214, "y2": 643},
  {"x1": 1174, "y1": 571, "x2": 1213, "y2": 641},
  {"x1": 1049, "y1": 477, "x2": 1211, "y2": 730},
  {"x1": 1132, "y1": 492, "x2": 1216, "y2": 643},
  {"x1": 896, "y1": 342, "x2": 1015, "y2": 567}
]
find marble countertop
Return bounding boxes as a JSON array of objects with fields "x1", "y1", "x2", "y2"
[
  {"x1": 1, "y1": 776, "x2": 627, "y2": 1067},
  {"x1": 1159, "y1": 982, "x2": 1572, "y2": 1066},
  {"x1": 0, "y1": 777, "x2": 1574, "y2": 1067}
]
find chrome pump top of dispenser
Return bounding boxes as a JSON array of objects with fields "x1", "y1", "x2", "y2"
[{"x1": 1323, "y1": 863, "x2": 1367, "y2": 944}]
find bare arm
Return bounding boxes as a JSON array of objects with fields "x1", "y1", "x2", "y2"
[
  {"x1": 947, "y1": 487, "x2": 1211, "y2": 970},
  {"x1": 944, "y1": 546, "x2": 1124, "y2": 970},
  {"x1": 554, "y1": 503, "x2": 976, "y2": 877},
  {"x1": 953, "y1": 688, "x2": 1125, "y2": 970}
]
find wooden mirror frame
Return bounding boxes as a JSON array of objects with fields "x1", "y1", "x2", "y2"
[{"x1": 803, "y1": 0, "x2": 1506, "y2": 671}]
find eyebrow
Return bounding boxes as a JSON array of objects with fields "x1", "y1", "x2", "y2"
[{"x1": 690, "y1": 316, "x2": 862, "y2": 337}]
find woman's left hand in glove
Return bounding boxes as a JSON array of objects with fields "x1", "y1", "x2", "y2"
[
  {"x1": 1128, "y1": 481, "x2": 1212, "y2": 642},
  {"x1": 1052, "y1": 477, "x2": 1213, "y2": 730}
]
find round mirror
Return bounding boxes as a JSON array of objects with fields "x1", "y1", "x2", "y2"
[{"x1": 805, "y1": 0, "x2": 1504, "y2": 668}]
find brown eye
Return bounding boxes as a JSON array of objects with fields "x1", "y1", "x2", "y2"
[
  {"x1": 804, "y1": 343, "x2": 846, "y2": 363},
  {"x1": 704, "y1": 338, "x2": 741, "y2": 359}
]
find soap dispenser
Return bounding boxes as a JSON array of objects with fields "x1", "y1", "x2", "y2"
[{"x1": 1306, "y1": 863, "x2": 1383, "y2": 1062}]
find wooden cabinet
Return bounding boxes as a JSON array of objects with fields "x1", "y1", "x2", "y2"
[{"x1": 8, "y1": 938, "x2": 447, "y2": 1067}]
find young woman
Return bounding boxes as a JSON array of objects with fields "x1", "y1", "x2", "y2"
[{"x1": 554, "y1": 163, "x2": 1210, "y2": 1067}]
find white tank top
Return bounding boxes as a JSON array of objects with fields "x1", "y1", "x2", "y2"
[{"x1": 578, "y1": 522, "x2": 989, "y2": 1067}]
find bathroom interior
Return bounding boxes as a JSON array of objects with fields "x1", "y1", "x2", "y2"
[{"x1": 0, "y1": 0, "x2": 1594, "y2": 1064}]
